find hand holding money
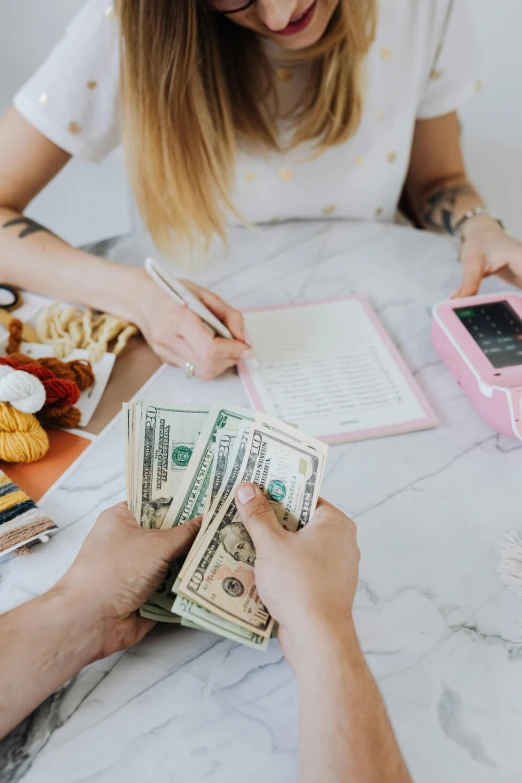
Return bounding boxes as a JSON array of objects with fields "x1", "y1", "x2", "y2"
[
  {"x1": 59, "y1": 502, "x2": 201, "y2": 657},
  {"x1": 234, "y1": 485, "x2": 359, "y2": 665},
  {"x1": 124, "y1": 399, "x2": 329, "y2": 650}
]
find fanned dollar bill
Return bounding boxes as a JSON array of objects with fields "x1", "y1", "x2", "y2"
[
  {"x1": 174, "y1": 414, "x2": 327, "y2": 638},
  {"x1": 176, "y1": 594, "x2": 269, "y2": 651},
  {"x1": 136, "y1": 404, "x2": 210, "y2": 529},
  {"x1": 157, "y1": 403, "x2": 265, "y2": 642},
  {"x1": 132, "y1": 402, "x2": 254, "y2": 615},
  {"x1": 123, "y1": 400, "x2": 328, "y2": 649},
  {"x1": 161, "y1": 400, "x2": 255, "y2": 530},
  {"x1": 125, "y1": 403, "x2": 209, "y2": 617},
  {"x1": 172, "y1": 421, "x2": 252, "y2": 594},
  {"x1": 139, "y1": 601, "x2": 182, "y2": 624}
]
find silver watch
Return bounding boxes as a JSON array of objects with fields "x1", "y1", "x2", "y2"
[{"x1": 454, "y1": 207, "x2": 506, "y2": 240}]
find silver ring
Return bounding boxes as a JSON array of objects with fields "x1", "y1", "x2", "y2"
[{"x1": 184, "y1": 361, "x2": 195, "y2": 379}]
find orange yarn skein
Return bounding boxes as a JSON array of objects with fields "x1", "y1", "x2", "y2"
[
  {"x1": 7, "y1": 353, "x2": 95, "y2": 391},
  {"x1": 6, "y1": 319, "x2": 23, "y2": 356}
]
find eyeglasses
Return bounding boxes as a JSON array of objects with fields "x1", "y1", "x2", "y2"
[{"x1": 208, "y1": 0, "x2": 256, "y2": 15}]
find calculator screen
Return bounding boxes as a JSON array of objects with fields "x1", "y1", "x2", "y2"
[{"x1": 454, "y1": 301, "x2": 522, "y2": 369}]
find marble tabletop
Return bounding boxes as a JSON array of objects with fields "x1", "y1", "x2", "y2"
[{"x1": 1, "y1": 220, "x2": 522, "y2": 783}]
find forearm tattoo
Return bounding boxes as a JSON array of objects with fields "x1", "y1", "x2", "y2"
[
  {"x1": 2, "y1": 216, "x2": 53, "y2": 239},
  {"x1": 421, "y1": 184, "x2": 478, "y2": 235}
]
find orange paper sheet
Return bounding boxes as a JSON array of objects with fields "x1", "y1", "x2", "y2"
[{"x1": 0, "y1": 428, "x2": 92, "y2": 502}]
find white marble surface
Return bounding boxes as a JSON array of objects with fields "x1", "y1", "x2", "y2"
[{"x1": 1, "y1": 220, "x2": 522, "y2": 783}]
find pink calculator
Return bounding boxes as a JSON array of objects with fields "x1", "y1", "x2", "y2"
[{"x1": 432, "y1": 292, "x2": 522, "y2": 440}]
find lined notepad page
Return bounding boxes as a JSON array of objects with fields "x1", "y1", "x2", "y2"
[{"x1": 241, "y1": 299, "x2": 431, "y2": 440}]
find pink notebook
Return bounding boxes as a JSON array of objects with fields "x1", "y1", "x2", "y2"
[{"x1": 238, "y1": 296, "x2": 438, "y2": 444}]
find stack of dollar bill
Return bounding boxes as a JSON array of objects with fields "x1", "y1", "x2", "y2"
[{"x1": 123, "y1": 400, "x2": 328, "y2": 651}]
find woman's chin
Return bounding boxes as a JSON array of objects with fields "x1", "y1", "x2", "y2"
[{"x1": 259, "y1": 0, "x2": 338, "y2": 51}]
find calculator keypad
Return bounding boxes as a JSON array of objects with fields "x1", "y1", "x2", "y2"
[{"x1": 455, "y1": 301, "x2": 522, "y2": 369}]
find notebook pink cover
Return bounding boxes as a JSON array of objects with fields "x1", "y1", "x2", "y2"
[{"x1": 238, "y1": 295, "x2": 438, "y2": 445}]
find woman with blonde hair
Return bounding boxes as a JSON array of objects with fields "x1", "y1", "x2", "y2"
[{"x1": 1, "y1": 0, "x2": 521, "y2": 380}]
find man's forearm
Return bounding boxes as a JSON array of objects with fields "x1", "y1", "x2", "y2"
[
  {"x1": 0, "y1": 207, "x2": 141, "y2": 323},
  {"x1": 0, "y1": 586, "x2": 102, "y2": 739},
  {"x1": 296, "y1": 619, "x2": 413, "y2": 783}
]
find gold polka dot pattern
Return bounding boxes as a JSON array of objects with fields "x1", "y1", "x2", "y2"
[
  {"x1": 278, "y1": 168, "x2": 294, "y2": 183},
  {"x1": 68, "y1": 121, "x2": 82, "y2": 136}
]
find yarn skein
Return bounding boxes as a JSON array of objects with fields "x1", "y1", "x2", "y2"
[
  {"x1": 0, "y1": 358, "x2": 80, "y2": 408},
  {"x1": 0, "y1": 354, "x2": 93, "y2": 430},
  {"x1": 0, "y1": 366, "x2": 46, "y2": 414},
  {"x1": 0, "y1": 347, "x2": 93, "y2": 459},
  {"x1": 0, "y1": 405, "x2": 48, "y2": 463},
  {"x1": 7, "y1": 353, "x2": 95, "y2": 391},
  {"x1": 35, "y1": 303, "x2": 137, "y2": 362},
  {"x1": 41, "y1": 405, "x2": 82, "y2": 429},
  {"x1": 0, "y1": 365, "x2": 49, "y2": 462},
  {"x1": 6, "y1": 318, "x2": 23, "y2": 355}
]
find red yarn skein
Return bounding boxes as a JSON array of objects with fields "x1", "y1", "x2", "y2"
[
  {"x1": 41, "y1": 378, "x2": 80, "y2": 407},
  {"x1": 0, "y1": 353, "x2": 94, "y2": 429},
  {"x1": 0, "y1": 358, "x2": 80, "y2": 408},
  {"x1": 0, "y1": 357, "x2": 55, "y2": 381}
]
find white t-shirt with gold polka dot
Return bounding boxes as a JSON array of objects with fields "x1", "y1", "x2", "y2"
[{"x1": 14, "y1": 0, "x2": 480, "y2": 226}]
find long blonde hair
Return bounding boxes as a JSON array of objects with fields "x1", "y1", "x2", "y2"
[{"x1": 116, "y1": 0, "x2": 378, "y2": 253}]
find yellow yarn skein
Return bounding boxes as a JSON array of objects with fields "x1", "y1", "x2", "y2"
[{"x1": 0, "y1": 402, "x2": 49, "y2": 463}]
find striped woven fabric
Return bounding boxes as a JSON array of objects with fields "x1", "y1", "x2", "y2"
[{"x1": 0, "y1": 471, "x2": 57, "y2": 554}]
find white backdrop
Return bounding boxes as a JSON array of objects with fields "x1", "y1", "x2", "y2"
[{"x1": 0, "y1": 0, "x2": 521, "y2": 244}]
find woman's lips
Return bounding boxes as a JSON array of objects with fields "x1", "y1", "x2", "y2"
[{"x1": 272, "y1": 0, "x2": 317, "y2": 36}]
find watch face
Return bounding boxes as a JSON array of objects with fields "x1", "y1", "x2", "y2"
[{"x1": 455, "y1": 301, "x2": 522, "y2": 369}]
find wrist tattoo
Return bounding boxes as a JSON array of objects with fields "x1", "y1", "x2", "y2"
[
  {"x1": 421, "y1": 184, "x2": 478, "y2": 236},
  {"x1": 2, "y1": 216, "x2": 53, "y2": 239}
]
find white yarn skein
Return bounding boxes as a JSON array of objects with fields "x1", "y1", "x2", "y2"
[{"x1": 0, "y1": 365, "x2": 46, "y2": 414}]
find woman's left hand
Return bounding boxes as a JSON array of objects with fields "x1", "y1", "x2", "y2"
[{"x1": 453, "y1": 216, "x2": 522, "y2": 298}]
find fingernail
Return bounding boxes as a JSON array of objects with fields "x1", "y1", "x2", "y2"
[
  {"x1": 242, "y1": 350, "x2": 254, "y2": 360},
  {"x1": 236, "y1": 484, "x2": 257, "y2": 505}
]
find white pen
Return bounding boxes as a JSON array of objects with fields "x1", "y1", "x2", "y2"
[{"x1": 144, "y1": 257, "x2": 233, "y2": 340}]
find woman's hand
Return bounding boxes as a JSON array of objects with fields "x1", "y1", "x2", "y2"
[
  {"x1": 132, "y1": 270, "x2": 251, "y2": 378},
  {"x1": 58, "y1": 502, "x2": 201, "y2": 659},
  {"x1": 454, "y1": 216, "x2": 522, "y2": 297}
]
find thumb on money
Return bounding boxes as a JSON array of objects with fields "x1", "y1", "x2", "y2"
[{"x1": 235, "y1": 483, "x2": 286, "y2": 549}]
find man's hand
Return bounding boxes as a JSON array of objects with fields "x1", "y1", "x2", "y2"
[
  {"x1": 234, "y1": 486, "x2": 413, "y2": 783},
  {"x1": 234, "y1": 484, "x2": 359, "y2": 668},
  {"x1": 58, "y1": 503, "x2": 201, "y2": 659}
]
